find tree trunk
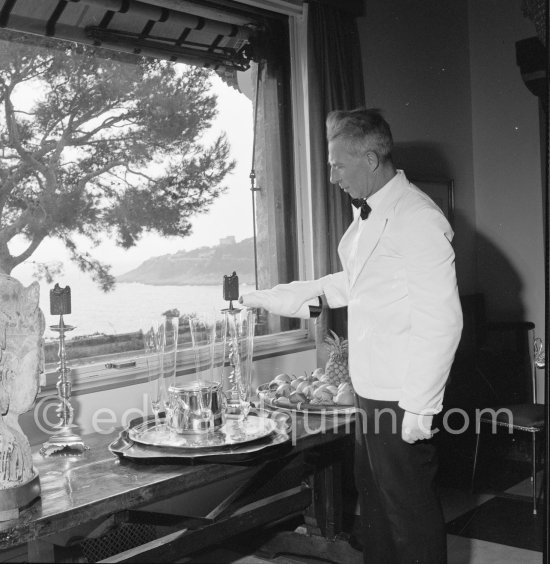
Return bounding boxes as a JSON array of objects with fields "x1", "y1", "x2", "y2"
[{"x1": 0, "y1": 244, "x2": 15, "y2": 276}]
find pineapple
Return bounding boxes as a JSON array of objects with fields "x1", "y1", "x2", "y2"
[{"x1": 322, "y1": 330, "x2": 351, "y2": 386}]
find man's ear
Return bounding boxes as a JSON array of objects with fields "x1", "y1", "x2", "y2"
[{"x1": 365, "y1": 150, "x2": 380, "y2": 171}]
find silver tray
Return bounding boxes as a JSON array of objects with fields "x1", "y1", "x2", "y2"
[
  {"x1": 129, "y1": 415, "x2": 277, "y2": 450},
  {"x1": 109, "y1": 413, "x2": 291, "y2": 463},
  {"x1": 256, "y1": 383, "x2": 356, "y2": 415}
]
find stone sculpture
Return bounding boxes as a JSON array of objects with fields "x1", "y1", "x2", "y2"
[{"x1": 0, "y1": 275, "x2": 44, "y2": 519}]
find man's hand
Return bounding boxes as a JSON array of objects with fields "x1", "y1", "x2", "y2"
[
  {"x1": 239, "y1": 290, "x2": 271, "y2": 310},
  {"x1": 239, "y1": 286, "x2": 309, "y2": 316},
  {"x1": 401, "y1": 411, "x2": 433, "y2": 443}
]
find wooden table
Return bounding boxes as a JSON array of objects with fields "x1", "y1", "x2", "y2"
[{"x1": 0, "y1": 412, "x2": 362, "y2": 563}]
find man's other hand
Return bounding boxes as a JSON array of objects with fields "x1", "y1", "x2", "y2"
[{"x1": 401, "y1": 411, "x2": 434, "y2": 443}]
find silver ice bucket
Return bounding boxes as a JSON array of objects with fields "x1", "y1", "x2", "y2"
[{"x1": 167, "y1": 380, "x2": 225, "y2": 434}]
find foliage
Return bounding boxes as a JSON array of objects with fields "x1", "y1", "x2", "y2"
[{"x1": 0, "y1": 35, "x2": 235, "y2": 290}]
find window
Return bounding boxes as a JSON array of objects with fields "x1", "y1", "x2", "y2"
[{"x1": 0, "y1": 1, "x2": 310, "y2": 394}]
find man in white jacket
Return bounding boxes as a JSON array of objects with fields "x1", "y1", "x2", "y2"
[{"x1": 241, "y1": 108, "x2": 462, "y2": 563}]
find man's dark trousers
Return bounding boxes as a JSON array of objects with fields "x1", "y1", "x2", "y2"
[{"x1": 354, "y1": 396, "x2": 447, "y2": 564}]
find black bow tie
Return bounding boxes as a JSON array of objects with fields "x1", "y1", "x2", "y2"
[{"x1": 352, "y1": 198, "x2": 372, "y2": 220}]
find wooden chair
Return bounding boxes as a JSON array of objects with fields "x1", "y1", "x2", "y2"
[{"x1": 471, "y1": 334, "x2": 545, "y2": 514}]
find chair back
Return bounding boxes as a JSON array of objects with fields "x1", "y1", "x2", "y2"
[{"x1": 532, "y1": 337, "x2": 545, "y2": 404}]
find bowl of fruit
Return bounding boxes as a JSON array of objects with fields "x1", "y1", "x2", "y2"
[
  {"x1": 257, "y1": 330, "x2": 355, "y2": 412},
  {"x1": 256, "y1": 368, "x2": 355, "y2": 412}
]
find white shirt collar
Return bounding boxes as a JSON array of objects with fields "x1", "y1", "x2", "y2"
[{"x1": 366, "y1": 169, "x2": 403, "y2": 212}]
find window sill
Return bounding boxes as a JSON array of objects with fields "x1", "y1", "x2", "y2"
[{"x1": 38, "y1": 329, "x2": 315, "y2": 398}]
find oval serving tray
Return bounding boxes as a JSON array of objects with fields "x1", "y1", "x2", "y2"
[
  {"x1": 129, "y1": 415, "x2": 278, "y2": 450},
  {"x1": 256, "y1": 383, "x2": 356, "y2": 414},
  {"x1": 109, "y1": 414, "x2": 290, "y2": 463}
]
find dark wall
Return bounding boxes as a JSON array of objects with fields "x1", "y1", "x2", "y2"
[{"x1": 357, "y1": 0, "x2": 477, "y2": 294}]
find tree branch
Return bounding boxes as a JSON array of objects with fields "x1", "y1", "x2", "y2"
[
  {"x1": 76, "y1": 159, "x2": 127, "y2": 189},
  {"x1": 122, "y1": 165, "x2": 156, "y2": 183},
  {"x1": 4, "y1": 92, "x2": 50, "y2": 178},
  {"x1": 69, "y1": 112, "x2": 134, "y2": 146},
  {"x1": 9, "y1": 231, "x2": 46, "y2": 269},
  {"x1": 0, "y1": 208, "x2": 37, "y2": 244}
]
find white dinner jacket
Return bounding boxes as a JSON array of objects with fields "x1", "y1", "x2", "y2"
[{"x1": 321, "y1": 170, "x2": 463, "y2": 415}]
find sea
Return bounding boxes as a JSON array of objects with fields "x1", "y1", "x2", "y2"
[{"x1": 24, "y1": 277, "x2": 254, "y2": 340}]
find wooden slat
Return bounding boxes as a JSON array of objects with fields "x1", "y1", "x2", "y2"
[
  {"x1": 120, "y1": 510, "x2": 210, "y2": 529},
  {"x1": 205, "y1": 462, "x2": 272, "y2": 521},
  {"x1": 303, "y1": 440, "x2": 345, "y2": 539},
  {"x1": 99, "y1": 486, "x2": 311, "y2": 563}
]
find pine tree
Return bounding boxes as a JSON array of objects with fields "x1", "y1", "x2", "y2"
[{"x1": 0, "y1": 32, "x2": 235, "y2": 290}]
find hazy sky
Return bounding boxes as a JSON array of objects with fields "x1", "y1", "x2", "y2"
[{"x1": 12, "y1": 72, "x2": 254, "y2": 282}]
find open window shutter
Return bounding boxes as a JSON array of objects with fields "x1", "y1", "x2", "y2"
[{"x1": 0, "y1": 0, "x2": 275, "y2": 72}]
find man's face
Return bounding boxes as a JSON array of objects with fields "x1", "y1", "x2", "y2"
[{"x1": 328, "y1": 138, "x2": 372, "y2": 200}]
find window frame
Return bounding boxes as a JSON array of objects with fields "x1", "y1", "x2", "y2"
[
  {"x1": 35, "y1": 7, "x2": 316, "y2": 396},
  {"x1": 40, "y1": 329, "x2": 313, "y2": 396}
]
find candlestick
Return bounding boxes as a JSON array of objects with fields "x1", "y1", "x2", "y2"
[
  {"x1": 40, "y1": 288, "x2": 87, "y2": 456},
  {"x1": 223, "y1": 271, "x2": 239, "y2": 310},
  {"x1": 50, "y1": 283, "x2": 71, "y2": 315},
  {"x1": 221, "y1": 272, "x2": 255, "y2": 421}
]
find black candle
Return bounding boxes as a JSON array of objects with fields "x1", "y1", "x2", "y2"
[
  {"x1": 223, "y1": 272, "x2": 239, "y2": 302},
  {"x1": 50, "y1": 284, "x2": 71, "y2": 315}
]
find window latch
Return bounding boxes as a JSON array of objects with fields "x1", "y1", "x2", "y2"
[{"x1": 105, "y1": 361, "x2": 137, "y2": 369}]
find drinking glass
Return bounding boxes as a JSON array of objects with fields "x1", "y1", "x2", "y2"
[
  {"x1": 161, "y1": 312, "x2": 180, "y2": 431},
  {"x1": 189, "y1": 311, "x2": 226, "y2": 426},
  {"x1": 222, "y1": 307, "x2": 255, "y2": 421},
  {"x1": 141, "y1": 319, "x2": 163, "y2": 430}
]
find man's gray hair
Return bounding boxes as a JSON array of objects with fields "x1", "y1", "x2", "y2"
[{"x1": 326, "y1": 108, "x2": 393, "y2": 161}]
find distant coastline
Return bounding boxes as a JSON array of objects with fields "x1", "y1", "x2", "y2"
[
  {"x1": 118, "y1": 280, "x2": 231, "y2": 286},
  {"x1": 116, "y1": 236, "x2": 255, "y2": 286}
]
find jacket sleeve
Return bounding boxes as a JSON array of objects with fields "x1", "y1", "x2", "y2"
[
  {"x1": 320, "y1": 271, "x2": 349, "y2": 308},
  {"x1": 240, "y1": 279, "x2": 323, "y2": 317},
  {"x1": 398, "y1": 208, "x2": 463, "y2": 415},
  {"x1": 239, "y1": 272, "x2": 349, "y2": 317}
]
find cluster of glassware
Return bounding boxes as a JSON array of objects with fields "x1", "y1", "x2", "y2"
[{"x1": 141, "y1": 307, "x2": 255, "y2": 435}]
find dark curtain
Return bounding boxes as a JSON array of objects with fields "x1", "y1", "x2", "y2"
[{"x1": 306, "y1": 0, "x2": 365, "y2": 359}]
